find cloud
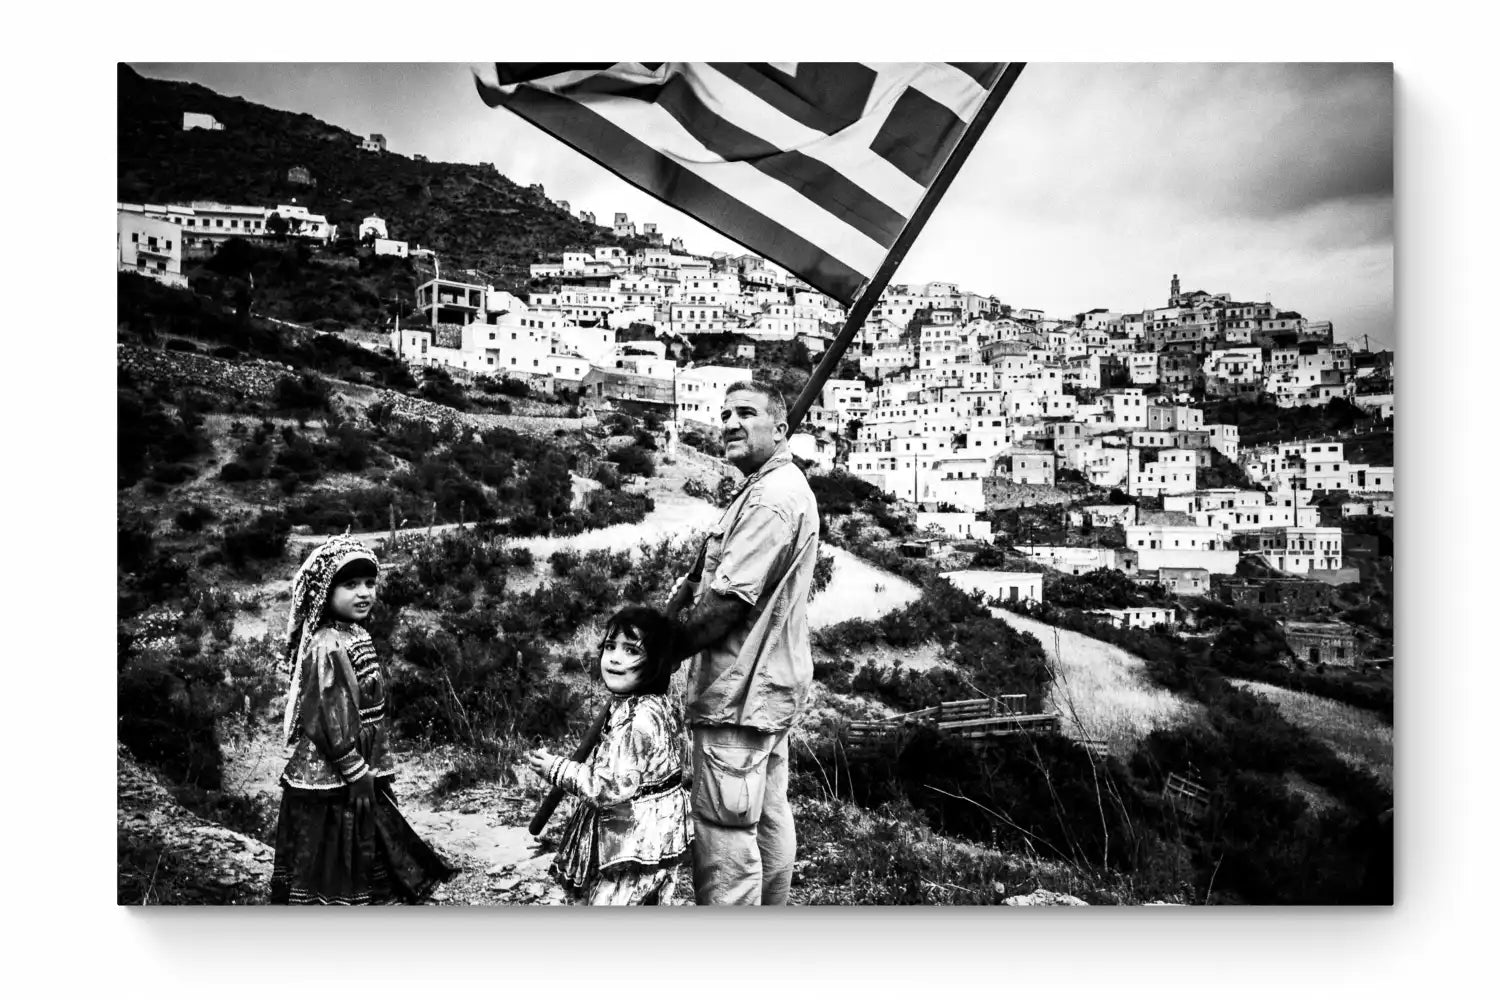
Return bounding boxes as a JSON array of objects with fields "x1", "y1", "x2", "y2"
[{"x1": 975, "y1": 63, "x2": 1392, "y2": 225}]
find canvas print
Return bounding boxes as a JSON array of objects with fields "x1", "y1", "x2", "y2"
[{"x1": 117, "y1": 62, "x2": 1393, "y2": 905}]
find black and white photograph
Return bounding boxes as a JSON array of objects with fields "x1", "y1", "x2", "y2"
[{"x1": 114, "y1": 59, "x2": 1397, "y2": 910}]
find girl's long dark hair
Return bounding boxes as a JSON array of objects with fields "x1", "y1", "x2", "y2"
[{"x1": 600, "y1": 605, "x2": 675, "y2": 696}]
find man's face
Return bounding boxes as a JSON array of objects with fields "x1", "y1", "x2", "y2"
[{"x1": 721, "y1": 389, "x2": 786, "y2": 474}]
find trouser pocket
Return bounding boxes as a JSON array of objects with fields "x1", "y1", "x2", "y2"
[{"x1": 693, "y1": 742, "x2": 773, "y2": 828}]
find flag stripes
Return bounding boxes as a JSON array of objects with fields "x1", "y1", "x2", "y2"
[
  {"x1": 475, "y1": 61, "x2": 1014, "y2": 304},
  {"x1": 487, "y1": 84, "x2": 872, "y2": 301},
  {"x1": 563, "y1": 66, "x2": 909, "y2": 247}
]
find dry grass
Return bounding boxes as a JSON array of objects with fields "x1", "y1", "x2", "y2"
[
  {"x1": 990, "y1": 608, "x2": 1199, "y2": 756},
  {"x1": 1230, "y1": 680, "x2": 1393, "y2": 789}
]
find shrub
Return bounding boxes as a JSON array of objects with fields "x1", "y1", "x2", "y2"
[
  {"x1": 607, "y1": 444, "x2": 656, "y2": 478},
  {"x1": 117, "y1": 649, "x2": 230, "y2": 789},
  {"x1": 174, "y1": 504, "x2": 217, "y2": 532},
  {"x1": 386, "y1": 625, "x2": 555, "y2": 744},
  {"x1": 417, "y1": 367, "x2": 469, "y2": 411},
  {"x1": 151, "y1": 461, "x2": 198, "y2": 485},
  {"x1": 549, "y1": 548, "x2": 582, "y2": 577},
  {"x1": 499, "y1": 377, "x2": 532, "y2": 399},
  {"x1": 811, "y1": 547, "x2": 835, "y2": 596},
  {"x1": 593, "y1": 463, "x2": 621, "y2": 490},
  {"x1": 118, "y1": 516, "x2": 157, "y2": 574},
  {"x1": 220, "y1": 511, "x2": 290, "y2": 569},
  {"x1": 273, "y1": 372, "x2": 332, "y2": 413}
]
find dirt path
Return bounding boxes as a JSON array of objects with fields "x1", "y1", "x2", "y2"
[
  {"x1": 808, "y1": 546, "x2": 922, "y2": 629},
  {"x1": 989, "y1": 608, "x2": 1198, "y2": 755}
]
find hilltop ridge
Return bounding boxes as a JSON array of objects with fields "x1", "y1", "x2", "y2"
[{"x1": 118, "y1": 64, "x2": 659, "y2": 291}]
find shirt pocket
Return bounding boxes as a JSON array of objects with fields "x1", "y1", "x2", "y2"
[{"x1": 699, "y1": 524, "x2": 727, "y2": 590}]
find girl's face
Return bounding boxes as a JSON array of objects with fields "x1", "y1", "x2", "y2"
[
  {"x1": 600, "y1": 626, "x2": 649, "y2": 695},
  {"x1": 328, "y1": 576, "x2": 378, "y2": 623}
]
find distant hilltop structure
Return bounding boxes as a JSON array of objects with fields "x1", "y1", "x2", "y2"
[
  {"x1": 286, "y1": 165, "x2": 312, "y2": 186},
  {"x1": 360, "y1": 133, "x2": 387, "y2": 153},
  {"x1": 580, "y1": 210, "x2": 596, "y2": 225},
  {"x1": 182, "y1": 112, "x2": 223, "y2": 132}
]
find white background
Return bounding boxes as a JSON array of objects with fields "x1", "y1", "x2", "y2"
[{"x1": 5, "y1": 2, "x2": 1490, "y2": 995}]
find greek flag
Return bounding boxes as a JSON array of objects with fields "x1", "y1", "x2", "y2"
[{"x1": 475, "y1": 62, "x2": 1021, "y2": 305}]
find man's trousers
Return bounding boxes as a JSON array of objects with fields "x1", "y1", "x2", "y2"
[{"x1": 689, "y1": 726, "x2": 794, "y2": 905}]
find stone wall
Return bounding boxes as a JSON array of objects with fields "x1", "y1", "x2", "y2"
[
  {"x1": 981, "y1": 477, "x2": 1073, "y2": 510},
  {"x1": 118, "y1": 343, "x2": 298, "y2": 400},
  {"x1": 118, "y1": 344, "x2": 594, "y2": 436}
]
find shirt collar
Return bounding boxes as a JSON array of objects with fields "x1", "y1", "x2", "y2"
[{"x1": 743, "y1": 441, "x2": 795, "y2": 489}]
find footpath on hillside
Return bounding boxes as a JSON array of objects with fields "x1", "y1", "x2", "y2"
[{"x1": 988, "y1": 608, "x2": 1197, "y2": 755}]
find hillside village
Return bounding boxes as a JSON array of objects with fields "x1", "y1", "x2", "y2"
[
  {"x1": 116, "y1": 69, "x2": 1395, "y2": 907},
  {"x1": 122, "y1": 181, "x2": 1395, "y2": 669}
]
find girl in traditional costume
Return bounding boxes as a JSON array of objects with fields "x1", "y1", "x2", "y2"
[
  {"x1": 526, "y1": 606, "x2": 693, "y2": 905},
  {"x1": 269, "y1": 536, "x2": 455, "y2": 905}
]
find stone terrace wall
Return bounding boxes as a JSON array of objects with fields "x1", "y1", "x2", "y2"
[
  {"x1": 982, "y1": 477, "x2": 1074, "y2": 510},
  {"x1": 118, "y1": 343, "x2": 296, "y2": 400},
  {"x1": 119, "y1": 344, "x2": 595, "y2": 436}
]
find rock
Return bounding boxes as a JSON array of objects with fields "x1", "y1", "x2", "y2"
[
  {"x1": 1001, "y1": 888, "x2": 1088, "y2": 907},
  {"x1": 492, "y1": 876, "x2": 523, "y2": 892}
]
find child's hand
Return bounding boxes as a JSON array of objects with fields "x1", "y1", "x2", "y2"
[{"x1": 525, "y1": 749, "x2": 555, "y2": 779}]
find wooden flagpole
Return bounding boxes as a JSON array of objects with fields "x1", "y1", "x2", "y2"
[
  {"x1": 785, "y1": 62, "x2": 1027, "y2": 434},
  {"x1": 527, "y1": 64, "x2": 1026, "y2": 838}
]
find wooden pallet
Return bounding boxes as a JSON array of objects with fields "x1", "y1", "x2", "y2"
[
  {"x1": 1164, "y1": 772, "x2": 1213, "y2": 822},
  {"x1": 845, "y1": 699, "x2": 1058, "y2": 747}
]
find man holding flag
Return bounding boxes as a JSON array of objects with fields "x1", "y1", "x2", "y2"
[
  {"x1": 491, "y1": 61, "x2": 1025, "y2": 903},
  {"x1": 664, "y1": 378, "x2": 818, "y2": 904}
]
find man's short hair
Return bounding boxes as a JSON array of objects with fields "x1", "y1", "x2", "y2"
[{"x1": 724, "y1": 379, "x2": 787, "y2": 425}]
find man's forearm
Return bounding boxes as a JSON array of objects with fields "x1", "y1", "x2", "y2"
[{"x1": 668, "y1": 589, "x2": 752, "y2": 664}]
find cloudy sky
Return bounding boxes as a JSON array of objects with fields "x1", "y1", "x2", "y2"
[{"x1": 133, "y1": 62, "x2": 1394, "y2": 348}]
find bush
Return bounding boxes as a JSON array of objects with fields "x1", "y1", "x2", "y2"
[
  {"x1": 220, "y1": 511, "x2": 290, "y2": 569},
  {"x1": 811, "y1": 547, "x2": 835, "y2": 596},
  {"x1": 118, "y1": 650, "x2": 230, "y2": 789},
  {"x1": 386, "y1": 625, "x2": 557, "y2": 744},
  {"x1": 548, "y1": 548, "x2": 582, "y2": 577},
  {"x1": 273, "y1": 372, "x2": 332, "y2": 413},
  {"x1": 174, "y1": 505, "x2": 217, "y2": 533},
  {"x1": 218, "y1": 461, "x2": 254, "y2": 483},
  {"x1": 593, "y1": 463, "x2": 621, "y2": 490},
  {"x1": 418, "y1": 367, "x2": 469, "y2": 411}
]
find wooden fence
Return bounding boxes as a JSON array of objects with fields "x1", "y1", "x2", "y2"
[
  {"x1": 1163, "y1": 771, "x2": 1213, "y2": 823},
  {"x1": 845, "y1": 696, "x2": 1059, "y2": 748}
]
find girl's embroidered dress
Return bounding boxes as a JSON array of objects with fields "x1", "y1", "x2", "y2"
[
  {"x1": 549, "y1": 694, "x2": 693, "y2": 905},
  {"x1": 269, "y1": 538, "x2": 455, "y2": 905}
]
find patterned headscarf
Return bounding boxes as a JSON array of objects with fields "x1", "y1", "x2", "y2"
[{"x1": 281, "y1": 535, "x2": 380, "y2": 741}]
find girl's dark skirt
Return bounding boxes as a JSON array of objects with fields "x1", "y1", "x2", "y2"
[{"x1": 270, "y1": 777, "x2": 456, "y2": 905}]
